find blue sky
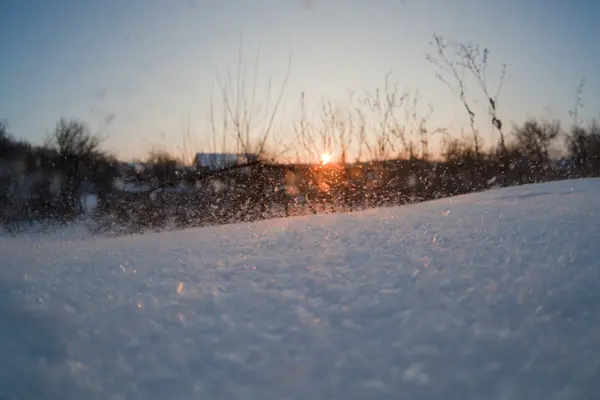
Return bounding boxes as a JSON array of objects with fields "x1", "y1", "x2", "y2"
[{"x1": 1, "y1": 0, "x2": 599, "y2": 161}]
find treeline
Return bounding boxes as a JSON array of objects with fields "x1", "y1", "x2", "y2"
[
  {"x1": 2, "y1": 34, "x2": 600, "y2": 235},
  {"x1": 0, "y1": 119, "x2": 119, "y2": 231},
  {"x1": 1, "y1": 113, "x2": 599, "y2": 236}
]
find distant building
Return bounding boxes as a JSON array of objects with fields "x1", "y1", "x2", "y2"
[{"x1": 194, "y1": 153, "x2": 258, "y2": 171}]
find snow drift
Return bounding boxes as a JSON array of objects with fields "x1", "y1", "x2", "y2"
[{"x1": 1, "y1": 178, "x2": 600, "y2": 399}]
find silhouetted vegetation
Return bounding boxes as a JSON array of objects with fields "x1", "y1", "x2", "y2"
[
  {"x1": 1, "y1": 36, "x2": 599, "y2": 236},
  {"x1": 0, "y1": 119, "x2": 117, "y2": 232}
]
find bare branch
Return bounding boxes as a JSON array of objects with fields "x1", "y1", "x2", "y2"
[{"x1": 427, "y1": 33, "x2": 508, "y2": 156}]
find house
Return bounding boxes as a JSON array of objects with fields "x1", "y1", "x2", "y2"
[{"x1": 194, "y1": 153, "x2": 258, "y2": 171}]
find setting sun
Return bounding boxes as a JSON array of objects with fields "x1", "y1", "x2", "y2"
[{"x1": 320, "y1": 152, "x2": 333, "y2": 165}]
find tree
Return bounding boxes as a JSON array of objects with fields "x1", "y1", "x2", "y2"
[
  {"x1": 146, "y1": 148, "x2": 180, "y2": 185},
  {"x1": 48, "y1": 118, "x2": 102, "y2": 160},
  {"x1": 427, "y1": 34, "x2": 507, "y2": 158},
  {"x1": 212, "y1": 39, "x2": 292, "y2": 163},
  {"x1": 46, "y1": 118, "x2": 105, "y2": 218},
  {"x1": 566, "y1": 120, "x2": 600, "y2": 174},
  {"x1": 512, "y1": 118, "x2": 560, "y2": 163},
  {"x1": 0, "y1": 120, "x2": 7, "y2": 139},
  {"x1": 0, "y1": 121, "x2": 11, "y2": 159}
]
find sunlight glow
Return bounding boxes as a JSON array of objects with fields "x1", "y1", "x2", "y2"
[{"x1": 320, "y1": 152, "x2": 333, "y2": 165}]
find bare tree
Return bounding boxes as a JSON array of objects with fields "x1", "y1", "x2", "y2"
[
  {"x1": 426, "y1": 34, "x2": 507, "y2": 157},
  {"x1": 566, "y1": 120, "x2": 600, "y2": 173},
  {"x1": 48, "y1": 118, "x2": 102, "y2": 160},
  {"x1": 568, "y1": 77, "x2": 586, "y2": 128},
  {"x1": 293, "y1": 93, "x2": 359, "y2": 165},
  {"x1": 443, "y1": 137, "x2": 479, "y2": 166},
  {"x1": 45, "y1": 118, "x2": 105, "y2": 218},
  {"x1": 212, "y1": 39, "x2": 292, "y2": 163},
  {"x1": 392, "y1": 89, "x2": 446, "y2": 160},
  {"x1": 332, "y1": 105, "x2": 354, "y2": 165},
  {"x1": 0, "y1": 121, "x2": 12, "y2": 158},
  {"x1": 512, "y1": 118, "x2": 561, "y2": 163},
  {"x1": 0, "y1": 120, "x2": 8, "y2": 139},
  {"x1": 292, "y1": 74, "x2": 444, "y2": 164},
  {"x1": 146, "y1": 148, "x2": 180, "y2": 185},
  {"x1": 293, "y1": 92, "x2": 319, "y2": 163},
  {"x1": 343, "y1": 74, "x2": 404, "y2": 162},
  {"x1": 361, "y1": 74, "x2": 403, "y2": 161},
  {"x1": 353, "y1": 78, "x2": 445, "y2": 162}
]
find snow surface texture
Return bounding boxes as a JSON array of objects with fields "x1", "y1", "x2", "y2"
[{"x1": 1, "y1": 179, "x2": 600, "y2": 399}]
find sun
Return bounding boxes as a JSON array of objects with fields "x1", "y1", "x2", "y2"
[{"x1": 320, "y1": 152, "x2": 333, "y2": 165}]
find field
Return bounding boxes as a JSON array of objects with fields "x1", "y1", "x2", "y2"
[{"x1": 2, "y1": 178, "x2": 599, "y2": 399}]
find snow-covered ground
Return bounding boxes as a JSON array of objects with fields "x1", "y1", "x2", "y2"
[{"x1": 1, "y1": 178, "x2": 600, "y2": 399}]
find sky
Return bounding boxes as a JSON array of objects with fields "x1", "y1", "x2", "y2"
[{"x1": 1, "y1": 0, "x2": 599, "y2": 161}]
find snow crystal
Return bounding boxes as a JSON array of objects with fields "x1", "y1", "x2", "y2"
[{"x1": 1, "y1": 178, "x2": 600, "y2": 399}]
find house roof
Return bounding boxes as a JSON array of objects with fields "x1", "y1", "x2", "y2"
[{"x1": 195, "y1": 153, "x2": 257, "y2": 169}]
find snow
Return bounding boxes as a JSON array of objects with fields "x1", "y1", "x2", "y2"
[
  {"x1": 82, "y1": 194, "x2": 98, "y2": 214},
  {"x1": 1, "y1": 178, "x2": 600, "y2": 399}
]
